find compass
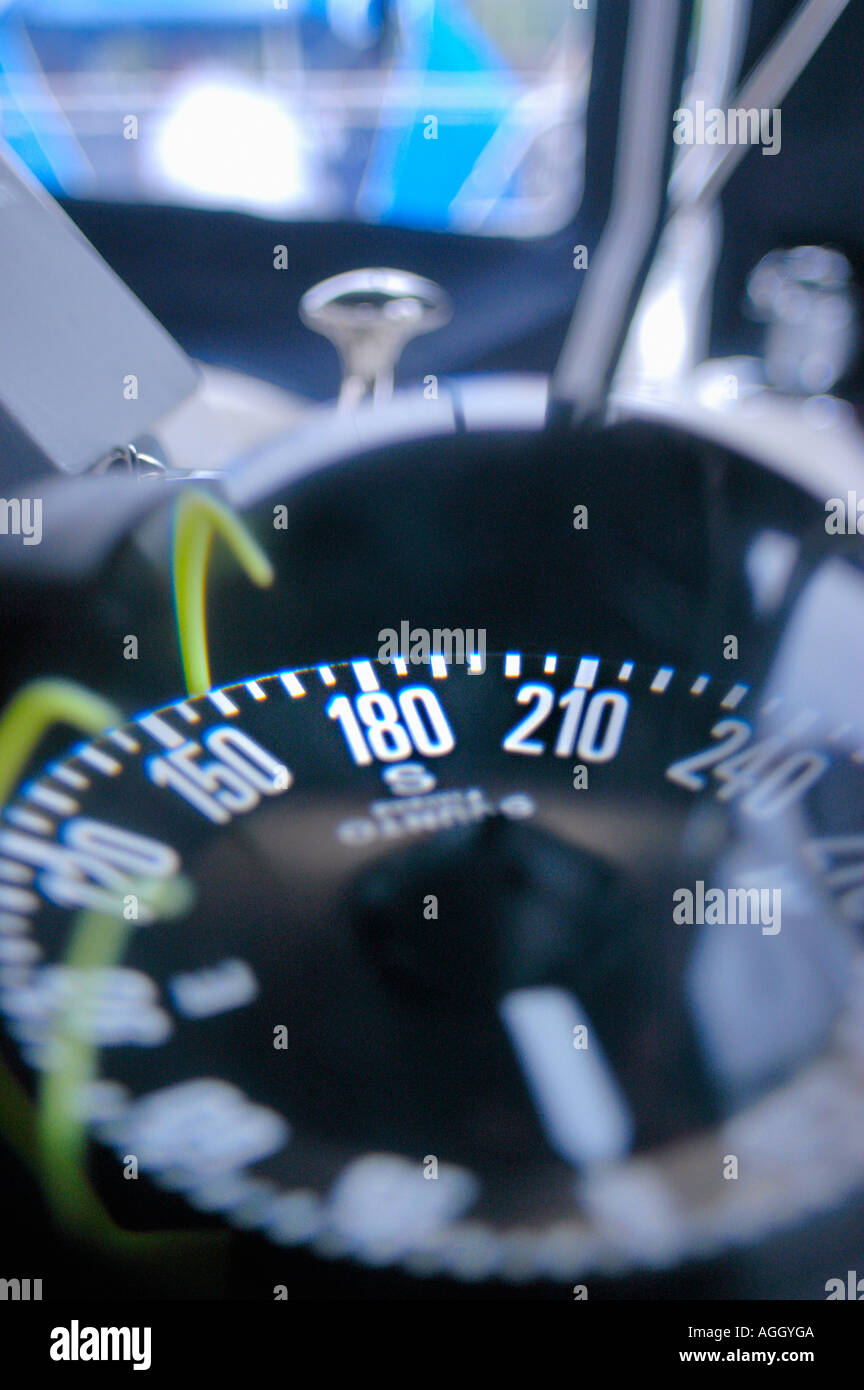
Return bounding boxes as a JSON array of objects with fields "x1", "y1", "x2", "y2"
[
  {"x1": 0, "y1": 0, "x2": 862, "y2": 1305},
  {"x1": 1, "y1": 646, "x2": 862, "y2": 1284}
]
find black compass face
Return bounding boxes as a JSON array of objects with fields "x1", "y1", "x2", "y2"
[{"x1": 1, "y1": 650, "x2": 861, "y2": 1281}]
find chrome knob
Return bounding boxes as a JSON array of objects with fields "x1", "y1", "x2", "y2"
[
  {"x1": 746, "y1": 246, "x2": 858, "y2": 396},
  {"x1": 300, "y1": 268, "x2": 452, "y2": 409}
]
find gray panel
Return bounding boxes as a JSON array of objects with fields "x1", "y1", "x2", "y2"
[{"x1": 0, "y1": 142, "x2": 199, "y2": 483}]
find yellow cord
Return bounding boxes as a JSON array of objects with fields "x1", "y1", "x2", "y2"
[
  {"x1": 172, "y1": 490, "x2": 274, "y2": 696},
  {"x1": 0, "y1": 679, "x2": 120, "y2": 808},
  {"x1": 0, "y1": 680, "x2": 222, "y2": 1284},
  {"x1": 0, "y1": 490, "x2": 275, "y2": 1284},
  {"x1": 36, "y1": 875, "x2": 217, "y2": 1279}
]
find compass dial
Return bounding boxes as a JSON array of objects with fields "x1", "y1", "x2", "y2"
[{"x1": 1, "y1": 651, "x2": 862, "y2": 1282}]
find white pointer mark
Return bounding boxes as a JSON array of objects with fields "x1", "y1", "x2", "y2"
[{"x1": 498, "y1": 987, "x2": 633, "y2": 1166}]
